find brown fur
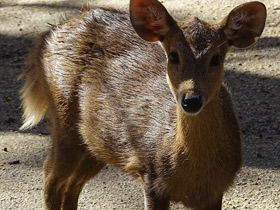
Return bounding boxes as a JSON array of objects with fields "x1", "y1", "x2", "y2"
[{"x1": 19, "y1": 1, "x2": 266, "y2": 209}]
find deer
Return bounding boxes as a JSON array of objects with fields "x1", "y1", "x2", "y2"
[{"x1": 19, "y1": 0, "x2": 266, "y2": 209}]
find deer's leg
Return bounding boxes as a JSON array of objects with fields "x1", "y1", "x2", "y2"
[
  {"x1": 194, "y1": 196, "x2": 223, "y2": 210},
  {"x1": 144, "y1": 188, "x2": 170, "y2": 210},
  {"x1": 62, "y1": 154, "x2": 104, "y2": 210},
  {"x1": 143, "y1": 174, "x2": 170, "y2": 210},
  {"x1": 43, "y1": 134, "x2": 87, "y2": 210}
]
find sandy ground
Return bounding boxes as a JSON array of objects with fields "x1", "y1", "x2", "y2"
[{"x1": 0, "y1": 0, "x2": 279, "y2": 209}]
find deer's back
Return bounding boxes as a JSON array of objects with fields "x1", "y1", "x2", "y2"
[{"x1": 41, "y1": 8, "x2": 176, "y2": 172}]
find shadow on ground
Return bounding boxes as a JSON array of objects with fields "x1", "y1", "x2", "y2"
[
  {"x1": 0, "y1": 1, "x2": 82, "y2": 10},
  {"x1": 0, "y1": 32, "x2": 279, "y2": 170}
]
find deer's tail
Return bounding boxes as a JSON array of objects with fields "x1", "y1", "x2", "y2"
[{"x1": 19, "y1": 34, "x2": 49, "y2": 130}]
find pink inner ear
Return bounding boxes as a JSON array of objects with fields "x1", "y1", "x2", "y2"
[
  {"x1": 130, "y1": 0, "x2": 171, "y2": 42},
  {"x1": 131, "y1": 0, "x2": 169, "y2": 34},
  {"x1": 145, "y1": 18, "x2": 167, "y2": 34}
]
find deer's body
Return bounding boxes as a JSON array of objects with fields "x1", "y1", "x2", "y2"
[{"x1": 20, "y1": 1, "x2": 266, "y2": 209}]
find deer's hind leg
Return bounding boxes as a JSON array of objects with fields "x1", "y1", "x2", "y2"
[
  {"x1": 62, "y1": 154, "x2": 104, "y2": 210},
  {"x1": 43, "y1": 132, "x2": 104, "y2": 210}
]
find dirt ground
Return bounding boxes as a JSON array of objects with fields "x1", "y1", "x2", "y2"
[{"x1": 0, "y1": 0, "x2": 279, "y2": 209}]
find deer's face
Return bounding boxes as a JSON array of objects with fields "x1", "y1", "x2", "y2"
[
  {"x1": 130, "y1": 0, "x2": 266, "y2": 115},
  {"x1": 164, "y1": 19, "x2": 228, "y2": 114}
]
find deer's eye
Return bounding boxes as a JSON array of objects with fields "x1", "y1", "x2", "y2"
[
  {"x1": 210, "y1": 54, "x2": 222, "y2": 66},
  {"x1": 169, "y1": 51, "x2": 179, "y2": 64}
]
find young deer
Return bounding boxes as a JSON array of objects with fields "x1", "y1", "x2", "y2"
[{"x1": 19, "y1": 0, "x2": 266, "y2": 209}]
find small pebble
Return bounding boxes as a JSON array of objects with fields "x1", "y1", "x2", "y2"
[{"x1": 8, "y1": 160, "x2": 20, "y2": 165}]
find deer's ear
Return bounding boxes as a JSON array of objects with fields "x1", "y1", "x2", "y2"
[
  {"x1": 130, "y1": 0, "x2": 174, "y2": 42},
  {"x1": 221, "y1": 1, "x2": 266, "y2": 48}
]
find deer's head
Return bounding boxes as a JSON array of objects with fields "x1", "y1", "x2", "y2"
[{"x1": 130, "y1": 0, "x2": 266, "y2": 114}]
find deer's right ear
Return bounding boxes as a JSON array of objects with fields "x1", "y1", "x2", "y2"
[
  {"x1": 130, "y1": 0, "x2": 174, "y2": 42},
  {"x1": 221, "y1": 1, "x2": 266, "y2": 48}
]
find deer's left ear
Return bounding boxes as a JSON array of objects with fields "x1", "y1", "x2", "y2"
[{"x1": 221, "y1": 1, "x2": 266, "y2": 48}]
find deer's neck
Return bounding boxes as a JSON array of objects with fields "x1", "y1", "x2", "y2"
[{"x1": 173, "y1": 94, "x2": 225, "y2": 161}]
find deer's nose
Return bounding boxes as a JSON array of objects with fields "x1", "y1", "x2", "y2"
[{"x1": 181, "y1": 95, "x2": 203, "y2": 113}]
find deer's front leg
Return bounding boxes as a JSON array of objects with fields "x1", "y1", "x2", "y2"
[
  {"x1": 144, "y1": 189, "x2": 170, "y2": 210},
  {"x1": 143, "y1": 174, "x2": 170, "y2": 210},
  {"x1": 194, "y1": 195, "x2": 223, "y2": 210}
]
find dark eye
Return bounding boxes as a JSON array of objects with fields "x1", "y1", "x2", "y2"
[
  {"x1": 168, "y1": 51, "x2": 179, "y2": 64},
  {"x1": 210, "y1": 54, "x2": 222, "y2": 66}
]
